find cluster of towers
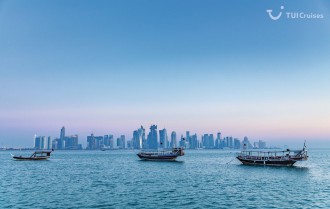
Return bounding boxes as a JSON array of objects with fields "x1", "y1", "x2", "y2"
[
  {"x1": 34, "y1": 125, "x2": 265, "y2": 150},
  {"x1": 34, "y1": 126, "x2": 81, "y2": 150},
  {"x1": 130, "y1": 125, "x2": 263, "y2": 150}
]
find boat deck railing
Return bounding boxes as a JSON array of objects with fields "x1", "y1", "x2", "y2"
[{"x1": 139, "y1": 148, "x2": 183, "y2": 156}]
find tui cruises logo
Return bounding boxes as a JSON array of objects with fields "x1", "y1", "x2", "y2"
[
  {"x1": 266, "y1": 6, "x2": 324, "y2": 21},
  {"x1": 266, "y1": 6, "x2": 284, "y2": 20}
]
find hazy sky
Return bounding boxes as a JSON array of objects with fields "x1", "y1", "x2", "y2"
[{"x1": 1, "y1": 0, "x2": 330, "y2": 147}]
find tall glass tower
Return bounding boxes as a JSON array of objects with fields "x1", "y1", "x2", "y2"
[
  {"x1": 147, "y1": 125, "x2": 158, "y2": 149},
  {"x1": 159, "y1": 128, "x2": 168, "y2": 149},
  {"x1": 171, "y1": 131, "x2": 177, "y2": 148}
]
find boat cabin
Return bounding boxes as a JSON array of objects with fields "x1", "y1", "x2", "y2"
[{"x1": 31, "y1": 151, "x2": 52, "y2": 158}]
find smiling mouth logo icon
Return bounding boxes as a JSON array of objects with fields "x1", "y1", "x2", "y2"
[{"x1": 266, "y1": 6, "x2": 284, "y2": 20}]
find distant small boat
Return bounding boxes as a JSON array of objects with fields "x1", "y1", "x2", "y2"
[
  {"x1": 236, "y1": 142, "x2": 308, "y2": 166},
  {"x1": 137, "y1": 148, "x2": 185, "y2": 161},
  {"x1": 11, "y1": 150, "x2": 53, "y2": 160}
]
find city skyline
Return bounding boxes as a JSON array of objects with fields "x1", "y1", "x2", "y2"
[
  {"x1": 32, "y1": 125, "x2": 267, "y2": 150},
  {"x1": 18, "y1": 124, "x2": 322, "y2": 149},
  {"x1": 1, "y1": 1, "x2": 330, "y2": 147}
]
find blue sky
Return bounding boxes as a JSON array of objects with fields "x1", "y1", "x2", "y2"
[{"x1": 1, "y1": 0, "x2": 330, "y2": 147}]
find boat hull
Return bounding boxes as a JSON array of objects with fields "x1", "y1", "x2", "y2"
[
  {"x1": 13, "y1": 156, "x2": 49, "y2": 161},
  {"x1": 236, "y1": 157, "x2": 296, "y2": 166},
  {"x1": 137, "y1": 153, "x2": 178, "y2": 161}
]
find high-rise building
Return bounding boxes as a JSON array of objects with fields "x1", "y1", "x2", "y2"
[
  {"x1": 190, "y1": 134, "x2": 198, "y2": 149},
  {"x1": 65, "y1": 135, "x2": 79, "y2": 149},
  {"x1": 50, "y1": 126, "x2": 81, "y2": 150},
  {"x1": 104, "y1": 135, "x2": 114, "y2": 149},
  {"x1": 34, "y1": 135, "x2": 51, "y2": 150},
  {"x1": 52, "y1": 138, "x2": 58, "y2": 149},
  {"x1": 159, "y1": 128, "x2": 168, "y2": 149},
  {"x1": 47, "y1": 137, "x2": 52, "y2": 150},
  {"x1": 117, "y1": 135, "x2": 125, "y2": 149},
  {"x1": 41, "y1": 136, "x2": 46, "y2": 149},
  {"x1": 202, "y1": 134, "x2": 215, "y2": 149},
  {"x1": 56, "y1": 126, "x2": 66, "y2": 149},
  {"x1": 179, "y1": 135, "x2": 186, "y2": 148},
  {"x1": 133, "y1": 130, "x2": 140, "y2": 149},
  {"x1": 202, "y1": 134, "x2": 208, "y2": 148},
  {"x1": 116, "y1": 137, "x2": 121, "y2": 148},
  {"x1": 87, "y1": 133, "x2": 96, "y2": 150},
  {"x1": 217, "y1": 132, "x2": 221, "y2": 141},
  {"x1": 242, "y1": 136, "x2": 253, "y2": 149},
  {"x1": 259, "y1": 140, "x2": 266, "y2": 149},
  {"x1": 170, "y1": 131, "x2": 177, "y2": 148},
  {"x1": 34, "y1": 135, "x2": 41, "y2": 149},
  {"x1": 209, "y1": 134, "x2": 214, "y2": 149},
  {"x1": 226, "y1": 137, "x2": 233, "y2": 148},
  {"x1": 127, "y1": 140, "x2": 133, "y2": 149},
  {"x1": 254, "y1": 140, "x2": 266, "y2": 149},
  {"x1": 234, "y1": 138, "x2": 241, "y2": 149},
  {"x1": 121, "y1": 135, "x2": 126, "y2": 149},
  {"x1": 87, "y1": 133, "x2": 103, "y2": 150},
  {"x1": 186, "y1": 131, "x2": 190, "y2": 148},
  {"x1": 147, "y1": 125, "x2": 158, "y2": 149},
  {"x1": 133, "y1": 126, "x2": 145, "y2": 149},
  {"x1": 60, "y1": 126, "x2": 65, "y2": 140},
  {"x1": 215, "y1": 132, "x2": 221, "y2": 149},
  {"x1": 222, "y1": 137, "x2": 228, "y2": 148}
]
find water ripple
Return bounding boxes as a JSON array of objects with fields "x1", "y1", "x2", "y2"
[{"x1": 0, "y1": 149, "x2": 329, "y2": 208}]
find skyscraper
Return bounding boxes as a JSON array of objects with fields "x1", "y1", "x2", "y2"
[
  {"x1": 87, "y1": 133, "x2": 103, "y2": 150},
  {"x1": 34, "y1": 135, "x2": 41, "y2": 149},
  {"x1": 179, "y1": 135, "x2": 186, "y2": 148},
  {"x1": 60, "y1": 126, "x2": 65, "y2": 140},
  {"x1": 217, "y1": 132, "x2": 221, "y2": 141},
  {"x1": 147, "y1": 125, "x2": 158, "y2": 149},
  {"x1": 215, "y1": 132, "x2": 221, "y2": 149},
  {"x1": 209, "y1": 134, "x2": 214, "y2": 149},
  {"x1": 227, "y1": 136, "x2": 233, "y2": 148},
  {"x1": 202, "y1": 134, "x2": 208, "y2": 148},
  {"x1": 139, "y1": 126, "x2": 146, "y2": 148},
  {"x1": 117, "y1": 135, "x2": 126, "y2": 149},
  {"x1": 104, "y1": 135, "x2": 114, "y2": 148},
  {"x1": 58, "y1": 126, "x2": 66, "y2": 149},
  {"x1": 242, "y1": 136, "x2": 253, "y2": 149},
  {"x1": 132, "y1": 126, "x2": 145, "y2": 149},
  {"x1": 190, "y1": 134, "x2": 198, "y2": 149},
  {"x1": 254, "y1": 140, "x2": 266, "y2": 149},
  {"x1": 186, "y1": 131, "x2": 190, "y2": 148},
  {"x1": 258, "y1": 140, "x2": 266, "y2": 149},
  {"x1": 234, "y1": 138, "x2": 241, "y2": 149},
  {"x1": 34, "y1": 135, "x2": 51, "y2": 150},
  {"x1": 65, "y1": 135, "x2": 79, "y2": 149},
  {"x1": 87, "y1": 133, "x2": 96, "y2": 150},
  {"x1": 47, "y1": 137, "x2": 52, "y2": 150},
  {"x1": 159, "y1": 128, "x2": 168, "y2": 149},
  {"x1": 170, "y1": 131, "x2": 177, "y2": 148}
]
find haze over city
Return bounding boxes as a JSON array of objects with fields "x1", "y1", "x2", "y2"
[{"x1": 1, "y1": 1, "x2": 330, "y2": 147}]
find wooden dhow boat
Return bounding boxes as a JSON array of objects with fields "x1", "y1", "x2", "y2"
[
  {"x1": 137, "y1": 147, "x2": 185, "y2": 161},
  {"x1": 11, "y1": 150, "x2": 53, "y2": 160},
  {"x1": 236, "y1": 142, "x2": 308, "y2": 166}
]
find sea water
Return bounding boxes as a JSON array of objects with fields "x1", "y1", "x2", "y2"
[{"x1": 0, "y1": 149, "x2": 329, "y2": 208}]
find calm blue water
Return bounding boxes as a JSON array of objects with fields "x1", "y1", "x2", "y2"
[{"x1": 1, "y1": 149, "x2": 329, "y2": 208}]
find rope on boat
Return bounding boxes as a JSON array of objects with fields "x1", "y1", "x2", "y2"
[{"x1": 226, "y1": 158, "x2": 236, "y2": 164}]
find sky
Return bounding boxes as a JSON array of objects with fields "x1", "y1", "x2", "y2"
[{"x1": 1, "y1": 0, "x2": 330, "y2": 148}]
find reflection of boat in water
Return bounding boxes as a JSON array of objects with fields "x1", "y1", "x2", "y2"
[
  {"x1": 236, "y1": 142, "x2": 308, "y2": 166},
  {"x1": 137, "y1": 148, "x2": 185, "y2": 161},
  {"x1": 11, "y1": 150, "x2": 53, "y2": 160}
]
